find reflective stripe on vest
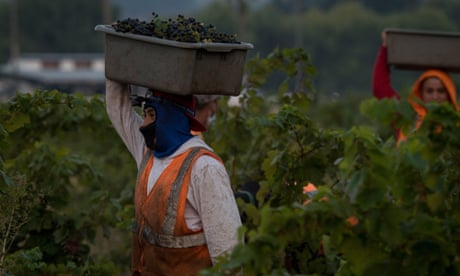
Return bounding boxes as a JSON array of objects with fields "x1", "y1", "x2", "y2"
[
  {"x1": 162, "y1": 147, "x2": 201, "y2": 236},
  {"x1": 132, "y1": 221, "x2": 206, "y2": 248},
  {"x1": 134, "y1": 147, "x2": 207, "y2": 248}
]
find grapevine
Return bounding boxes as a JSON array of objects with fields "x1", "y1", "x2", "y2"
[{"x1": 111, "y1": 12, "x2": 240, "y2": 44}]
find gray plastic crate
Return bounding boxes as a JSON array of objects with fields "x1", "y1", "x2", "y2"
[
  {"x1": 386, "y1": 28, "x2": 460, "y2": 72},
  {"x1": 95, "y1": 25, "x2": 254, "y2": 95}
]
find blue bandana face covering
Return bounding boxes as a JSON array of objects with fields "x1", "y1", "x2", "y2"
[
  {"x1": 143, "y1": 98, "x2": 194, "y2": 158},
  {"x1": 139, "y1": 121, "x2": 156, "y2": 150}
]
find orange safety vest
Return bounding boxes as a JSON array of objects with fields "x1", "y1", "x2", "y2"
[{"x1": 132, "y1": 147, "x2": 222, "y2": 276}]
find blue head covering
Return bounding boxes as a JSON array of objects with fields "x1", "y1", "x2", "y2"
[{"x1": 144, "y1": 96, "x2": 195, "y2": 158}]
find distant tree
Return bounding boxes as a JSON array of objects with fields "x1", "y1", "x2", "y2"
[
  {"x1": 246, "y1": 1, "x2": 460, "y2": 97},
  {"x1": 0, "y1": 0, "x2": 121, "y2": 63},
  {"x1": 425, "y1": 0, "x2": 460, "y2": 29},
  {"x1": 297, "y1": 2, "x2": 382, "y2": 96},
  {"x1": 0, "y1": 1, "x2": 11, "y2": 63},
  {"x1": 360, "y1": 0, "x2": 424, "y2": 14},
  {"x1": 265, "y1": 0, "x2": 311, "y2": 13},
  {"x1": 18, "y1": 0, "x2": 120, "y2": 53},
  {"x1": 193, "y1": 2, "x2": 240, "y2": 39},
  {"x1": 246, "y1": 5, "x2": 292, "y2": 56}
]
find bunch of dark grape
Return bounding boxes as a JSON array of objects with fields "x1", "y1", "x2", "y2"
[{"x1": 111, "y1": 12, "x2": 240, "y2": 44}]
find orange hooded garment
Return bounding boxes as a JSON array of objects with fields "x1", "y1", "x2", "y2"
[{"x1": 398, "y1": 69, "x2": 459, "y2": 143}]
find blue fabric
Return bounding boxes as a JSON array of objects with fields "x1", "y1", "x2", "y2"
[{"x1": 147, "y1": 99, "x2": 194, "y2": 158}]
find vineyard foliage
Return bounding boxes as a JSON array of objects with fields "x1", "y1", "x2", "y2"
[
  {"x1": 1, "y1": 48, "x2": 460, "y2": 275},
  {"x1": 204, "y1": 48, "x2": 460, "y2": 275},
  {"x1": 0, "y1": 91, "x2": 135, "y2": 274}
]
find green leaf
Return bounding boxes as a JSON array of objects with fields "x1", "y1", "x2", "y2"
[
  {"x1": 339, "y1": 237, "x2": 387, "y2": 275},
  {"x1": 345, "y1": 171, "x2": 365, "y2": 203},
  {"x1": 377, "y1": 204, "x2": 407, "y2": 246},
  {"x1": 426, "y1": 192, "x2": 445, "y2": 213},
  {"x1": 0, "y1": 170, "x2": 14, "y2": 187},
  {"x1": 4, "y1": 112, "x2": 30, "y2": 132}
]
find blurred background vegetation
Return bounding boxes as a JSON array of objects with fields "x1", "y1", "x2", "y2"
[
  {"x1": 1, "y1": 0, "x2": 460, "y2": 275},
  {"x1": 1, "y1": 0, "x2": 460, "y2": 101}
]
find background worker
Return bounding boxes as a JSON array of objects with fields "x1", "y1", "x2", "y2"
[
  {"x1": 192, "y1": 94, "x2": 260, "y2": 207},
  {"x1": 105, "y1": 80, "x2": 242, "y2": 275},
  {"x1": 372, "y1": 31, "x2": 459, "y2": 143},
  {"x1": 191, "y1": 94, "x2": 221, "y2": 139}
]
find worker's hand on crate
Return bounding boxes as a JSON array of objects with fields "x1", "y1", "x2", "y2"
[{"x1": 381, "y1": 31, "x2": 387, "y2": 47}]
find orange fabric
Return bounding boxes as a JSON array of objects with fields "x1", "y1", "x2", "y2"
[
  {"x1": 140, "y1": 152, "x2": 188, "y2": 234},
  {"x1": 302, "y1": 182, "x2": 359, "y2": 227},
  {"x1": 132, "y1": 155, "x2": 154, "y2": 273},
  {"x1": 303, "y1": 182, "x2": 327, "y2": 204},
  {"x1": 133, "y1": 148, "x2": 222, "y2": 276},
  {"x1": 398, "y1": 69, "x2": 458, "y2": 143},
  {"x1": 302, "y1": 182, "x2": 358, "y2": 258},
  {"x1": 303, "y1": 182, "x2": 317, "y2": 193},
  {"x1": 346, "y1": 216, "x2": 359, "y2": 227}
]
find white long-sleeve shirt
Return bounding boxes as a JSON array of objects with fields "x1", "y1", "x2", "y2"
[{"x1": 105, "y1": 80, "x2": 242, "y2": 264}]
